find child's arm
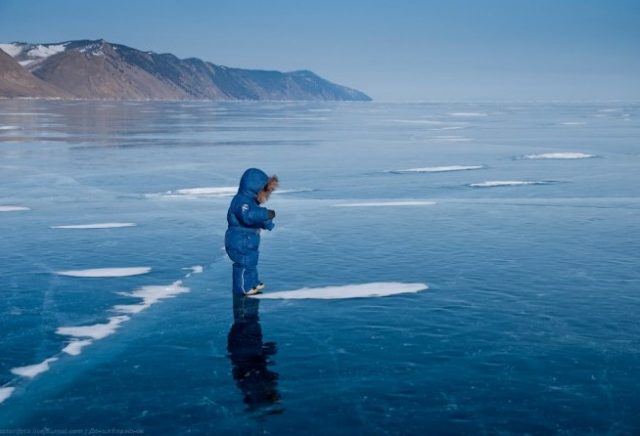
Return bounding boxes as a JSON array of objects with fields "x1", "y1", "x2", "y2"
[{"x1": 236, "y1": 202, "x2": 275, "y2": 230}]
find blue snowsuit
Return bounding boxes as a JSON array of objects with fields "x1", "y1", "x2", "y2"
[{"x1": 225, "y1": 168, "x2": 275, "y2": 294}]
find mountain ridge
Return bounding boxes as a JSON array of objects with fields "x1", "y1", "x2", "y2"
[{"x1": 0, "y1": 39, "x2": 371, "y2": 101}]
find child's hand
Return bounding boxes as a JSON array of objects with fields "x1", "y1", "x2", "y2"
[{"x1": 267, "y1": 209, "x2": 276, "y2": 219}]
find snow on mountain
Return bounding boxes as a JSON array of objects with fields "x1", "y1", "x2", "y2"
[{"x1": 0, "y1": 42, "x2": 69, "y2": 67}]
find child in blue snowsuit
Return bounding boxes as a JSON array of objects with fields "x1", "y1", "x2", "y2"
[{"x1": 225, "y1": 168, "x2": 278, "y2": 295}]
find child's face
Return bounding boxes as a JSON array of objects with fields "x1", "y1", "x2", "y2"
[{"x1": 257, "y1": 175, "x2": 279, "y2": 204}]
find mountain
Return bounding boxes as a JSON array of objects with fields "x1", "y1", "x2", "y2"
[
  {"x1": 0, "y1": 46, "x2": 69, "y2": 98},
  {"x1": 0, "y1": 40, "x2": 371, "y2": 101}
]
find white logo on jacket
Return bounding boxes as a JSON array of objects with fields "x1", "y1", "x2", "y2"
[{"x1": 241, "y1": 204, "x2": 249, "y2": 212}]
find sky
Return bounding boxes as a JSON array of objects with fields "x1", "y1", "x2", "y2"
[{"x1": 0, "y1": 0, "x2": 638, "y2": 101}]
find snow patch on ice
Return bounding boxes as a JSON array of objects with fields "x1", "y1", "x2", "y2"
[
  {"x1": 148, "y1": 186, "x2": 313, "y2": 199},
  {"x1": 448, "y1": 112, "x2": 487, "y2": 117},
  {"x1": 469, "y1": 180, "x2": 551, "y2": 188},
  {"x1": 62, "y1": 339, "x2": 93, "y2": 356},
  {"x1": 431, "y1": 135, "x2": 473, "y2": 142},
  {"x1": 0, "y1": 205, "x2": 30, "y2": 212},
  {"x1": 274, "y1": 188, "x2": 315, "y2": 194},
  {"x1": 147, "y1": 186, "x2": 237, "y2": 199},
  {"x1": 390, "y1": 165, "x2": 483, "y2": 173},
  {"x1": 559, "y1": 121, "x2": 586, "y2": 126},
  {"x1": 11, "y1": 358, "x2": 58, "y2": 378},
  {"x1": 0, "y1": 125, "x2": 21, "y2": 130},
  {"x1": 50, "y1": 222, "x2": 136, "y2": 229},
  {"x1": 57, "y1": 316, "x2": 129, "y2": 340},
  {"x1": 56, "y1": 267, "x2": 151, "y2": 277},
  {"x1": 524, "y1": 152, "x2": 594, "y2": 160},
  {"x1": 183, "y1": 265, "x2": 204, "y2": 277},
  {"x1": 254, "y1": 282, "x2": 428, "y2": 300},
  {"x1": 387, "y1": 119, "x2": 447, "y2": 125},
  {"x1": 0, "y1": 387, "x2": 14, "y2": 404},
  {"x1": 334, "y1": 201, "x2": 436, "y2": 207},
  {"x1": 113, "y1": 280, "x2": 189, "y2": 314}
]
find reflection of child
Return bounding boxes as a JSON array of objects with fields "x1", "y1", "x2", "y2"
[
  {"x1": 227, "y1": 294, "x2": 281, "y2": 411},
  {"x1": 225, "y1": 168, "x2": 278, "y2": 295}
]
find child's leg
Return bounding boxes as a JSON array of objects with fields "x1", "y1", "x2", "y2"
[
  {"x1": 232, "y1": 262, "x2": 249, "y2": 294},
  {"x1": 231, "y1": 259, "x2": 260, "y2": 294},
  {"x1": 229, "y1": 248, "x2": 260, "y2": 294}
]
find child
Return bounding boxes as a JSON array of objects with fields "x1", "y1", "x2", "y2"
[{"x1": 225, "y1": 168, "x2": 278, "y2": 295}]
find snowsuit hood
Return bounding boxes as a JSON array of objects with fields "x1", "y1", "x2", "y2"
[{"x1": 238, "y1": 168, "x2": 269, "y2": 198}]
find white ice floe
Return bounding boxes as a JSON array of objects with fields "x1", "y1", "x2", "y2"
[
  {"x1": 50, "y1": 223, "x2": 136, "y2": 229},
  {"x1": 390, "y1": 165, "x2": 483, "y2": 173},
  {"x1": 56, "y1": 267, "x2": 151, "y2": 278},
  {"x1": 62, "y1": 339, "x2": 93, "y2": 356},
  {"x1": 469, "y1": 180, "x2": 546, "y2": 188},
  {"x1": 56, "y1": 316, "x2": 130, "y2": 340},
  {"x1": 524, "y1": 152, "x2": 594, "y2": 160},
  {"x1": 0, "y1": 206, "x2": 30, "y2": 212},
  {"x1": 11, "y1": 357, "x2": 58, "y2": 378},
  {"x1": 0, "y1": 387, "x2": 14, "y2": 404},
  {"x1": 254, "y1": 282, "x2": 428, "y2": 300},
  {"x1": 113, "y1": 280, "x2": 189, "y2": 314},
  {"x1": 333, "y1": 201, "x2": 436, "y2": 207}
]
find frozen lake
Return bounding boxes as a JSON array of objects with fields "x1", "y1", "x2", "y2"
[{"x1": 1, "y1": 100, "x2": 639, "y2": 433}]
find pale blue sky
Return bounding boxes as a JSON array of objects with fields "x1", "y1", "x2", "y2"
[{"x1": 1, "y1": 0, "x2": 638, "y2": 100}]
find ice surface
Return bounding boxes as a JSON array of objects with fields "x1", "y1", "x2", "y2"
[
  {"x1": 1, "y1": 100, "x2": 638, "y2": 430},
  {"x1": 524, "y1": 152, "x2": 594, "y2": 160},
  {"x1": 253, "y1": 282, "x2": 428, "y2": 299},
  {"x1": 333, "y1": 201, "x2": 436, "y2": 207},
  {"x1": 11, "y1": 357, "x2": 58, "y2": 378},
  {"x1": 0, "y1": 125, "x2": 21, "y2": 130},
  {"x1": 0, "y1": 206, "x2": 30, "y2": 212},
  {"x1": 390, "y1": 165, "x2": 483, "y2": 173},
  {"x1": 62, "y1": 339, "x2": 93, "y2": 356},
  {"x1": 56, "y1": 316, "x2": 130, "y2": 340},
  {"x1": 0, "y1": 387, "x2": 14, "y2": 404},
  {"x1": 50, "y1": 223, "x2": 136, "y2": 229},
  {"x1": 56, "y1": 267, "x2": 151, "y2": 277}
]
